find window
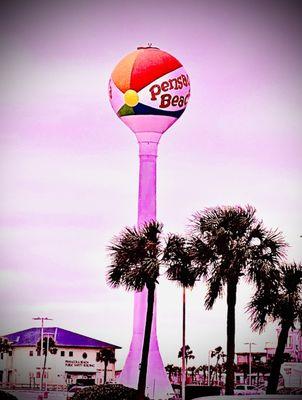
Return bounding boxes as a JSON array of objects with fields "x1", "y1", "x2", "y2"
[
  {"x1": 8, "y1": 351, "x2": 12, "y2": 357},
  {"x1": 36, "y1": 372, "x2": 41, "y2": 379},
  {"x1": 247, "y1": 386, "x2": 255, "y2": 390},
  {"x1": 29, "y1": 350, "x2": 34, "y2": 357},
  {"x1": 236, "y1": 385, "x2": 244, "y2": 390},
  {"x1": 69, "y1": 351, "x2": 73, "y2": 357},
  {"x1": 61, "y1": 351, "x2": 65, "y2": 357},
  {"x1": 82, "y1": 352, "x2": 87, "y2": 359}
]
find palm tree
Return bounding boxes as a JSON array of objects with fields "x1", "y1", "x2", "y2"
[
  {"x1": 163, "y1": 233, "x2": 198, "y2": 288},
  {"x1": 165, "y1": 364, "x2": 174, "y2": 382},
  {"x1": 36, "y1": 336, "x2": 57, "y2": 389},
  {"x1": 211, "y1": 346, "x2": 225, "y2": 384},
  {"x1": 248, "y1": 262, "x2": 302, "y2": 394},
  {"x1": 178, "y1": 345, "x2": 195, "y2": 368},
  {"x1": 107, "y1": 220, "x2": 163, "y2": 400},
  {"x1": 172, "y1": 366, "x2": 181, "y2": 383},
  {"x1": 96, "y1": 348, "x2": 116, "y2": 384},
  {"x1": 190, "y1": 205, "x2": 286, "y2": 395},
  {"x1": 0, "y1": 337, "x2": 11, "y2": 354},
  {"x1": 163, "y1": 233, "x2": 197, "y2": 398},
  {"x1": 187, "y1": 366, "x2": 196, "y2": 383},
  {"x1": 198, "y1": 364, "x2": 208, "y2": 384}
]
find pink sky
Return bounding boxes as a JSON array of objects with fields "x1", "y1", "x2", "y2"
[{"x1": 1, "y1": 0, "x2": 301, "y2": 368}]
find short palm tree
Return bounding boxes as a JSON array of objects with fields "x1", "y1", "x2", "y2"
[
  {"x1": 248, "y1": 262, "x2": 302, "y2": 394},
  {"x1": 177, "y1": 345, "x2": 195, "y2": 367},
  {"x1": 189, "y1": 205, "x2": 286, "y2": 395},
  {"x1": 0, "y1": 337, "x2": 11, "y2": 354},
  {"x1": 107, "y1": 220, "x2": 163, "y2": 400},
  {"x1": 165, "y1": 364, "x2": 174, "y2": 382},
  {"x1": 96, "y1": 348, "x2": 116, "y2": 384},
  {"x1": 36, "y1": 336, "x2": 57, "y2": 388}
]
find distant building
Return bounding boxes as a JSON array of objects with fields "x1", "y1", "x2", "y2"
[
  {"x1": 235, "y1": 328, "x2": 302, "y2": 386},
  {"x1": 0, "y1": 327, "x2": 121, "y2": 389},
  {"x1": 236, "y1": 352, "x2": 267, "y2": 366},
  {"x1": 235, "y1": 352, "x2": 267, "y2": 385},
  {"x1": 266, "y1": 328, "x2": 302, "y2": 362}
]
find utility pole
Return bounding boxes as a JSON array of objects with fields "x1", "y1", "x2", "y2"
[
  {"x1": 43, "y1": 333, "x2": 52, "y2": 393},
  {"x1": 33, "y1": 317, "x2": 52, "y2": 391},
  {"x1": 244, "y1": 342, "x2": 256, "y2": 385}
]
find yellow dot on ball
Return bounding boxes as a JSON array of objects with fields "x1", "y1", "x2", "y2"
[{"x1": 124, "y1": 89, "x2": 139, "y2": 107}]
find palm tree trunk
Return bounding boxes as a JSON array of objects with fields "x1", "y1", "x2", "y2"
[
  {"x1": 266, "y1": 321, "x2": 290, "y2": 394},
  {"x1": 104, "y1": 361, "x2": 108, "y2": 384},
  {"x1": 225, "y1": 281, "x2": 237, "y2": 395},
  {"x1": 137, "y1": 284, "x2": 155, "y2": 400}
]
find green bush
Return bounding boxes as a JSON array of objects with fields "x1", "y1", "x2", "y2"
[
  {"x1": 73, "y1": 384, "x2": 150, "y2": 400},
  {"x1": 0, "y1": 391, "x2": 18, "y2": 400}
]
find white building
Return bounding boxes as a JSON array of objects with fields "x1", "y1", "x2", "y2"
[
  {"x1": 266, "y1": 328, "x2": 302, "y2": 363},
  {"x1": 0, "y1": 327, "x2": 121, "y2": 389}
]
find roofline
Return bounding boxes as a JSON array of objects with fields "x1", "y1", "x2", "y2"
[
  {"x1": 10, "y1": 344, "x2": 121, "y2": 349},
  {"x1": 2, "y1": 327, "x2": 121, "y2": 349}
]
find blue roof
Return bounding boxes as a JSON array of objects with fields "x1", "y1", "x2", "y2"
[{"x1": 3, "y1": 327, "x2": 121, "y2": 349}]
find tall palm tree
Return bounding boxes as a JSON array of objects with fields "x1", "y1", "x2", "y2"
[
  {"x1": 163, "y1": 234, "x2": 198, "y2": 288},
  {"x1": 189, "y1": 205, "x2": 286, "y2": 395},
  {"x1": 163, "y1": 233, "x2": 197, "y2": 399},
  {"x1": 248, "y1": 262, "x2": 302, "y2": 394},
  {"x1": 96, "y1": 348, "x2": 116, "y2": 384},
  {"x1": 107, "y1": 220, "x2": 163, "y2": 400}
]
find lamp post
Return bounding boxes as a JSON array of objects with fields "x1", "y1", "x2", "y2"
[
  {"x1": 43, "y1": 333, "x2": 52, "y2": 393},
  {"x1": 244, "y1": 342, "x2": 256, "y2": 385},
  {"x1": 33, "y1": 317, "x2": 52, "y2": 391},
  {"x1": 181, "y1": 287, "x2": 186, "y2": 400}
]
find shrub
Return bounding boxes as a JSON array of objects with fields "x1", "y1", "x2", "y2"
[
  {"x1": 73, "y1": 384, "x2": 150, "y2": 400},
  {"x1": 0, "y1": 391, "x2": 18, "y2": 400}
]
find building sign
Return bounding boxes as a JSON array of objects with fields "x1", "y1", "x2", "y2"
[
  {"x1": 65, "y1": 360, "x2": 95, "y2": 368},
  {"x1": 237, "y1": 355, "x2": 248, "y2": 364},
  {"x1": 281, "y1": 363, "x2": 302, "y2": 388}
]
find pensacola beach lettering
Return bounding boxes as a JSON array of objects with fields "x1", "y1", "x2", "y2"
[
  {"x1": 149, "y1": 73, "x2": 190, "y2": 109},
  {"x1": 65, "y1": 360, "x2": 95, "y2": 368}
]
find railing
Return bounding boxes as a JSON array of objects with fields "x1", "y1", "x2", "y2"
[{"x1": 0, "y1": 382, "x2": 67, "y2": 391}]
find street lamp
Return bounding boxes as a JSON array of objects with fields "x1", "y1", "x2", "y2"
[
  {"x1": 181, "y1": 287, "x2": 186, "y2": 400},
  {"x1": 244, "y1": 342, "x2": 256, "y2": 385},
  {"x1": 33, "y1": 317, "x2": 52, "y2": 391}
]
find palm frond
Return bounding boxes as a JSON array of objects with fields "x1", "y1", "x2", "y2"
[
  {"x1": 205, "y1": 271, "x2": 224, "y2": 310},
  {"x1": 247, "y1": 262, "x2": 302, "y2": 332},
  {"x1": 106, "y1": 221, "x2": 163, "y2": 292},
  {"x1": 163, "y1": 234, "x2": 198, "y2": 288}
]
